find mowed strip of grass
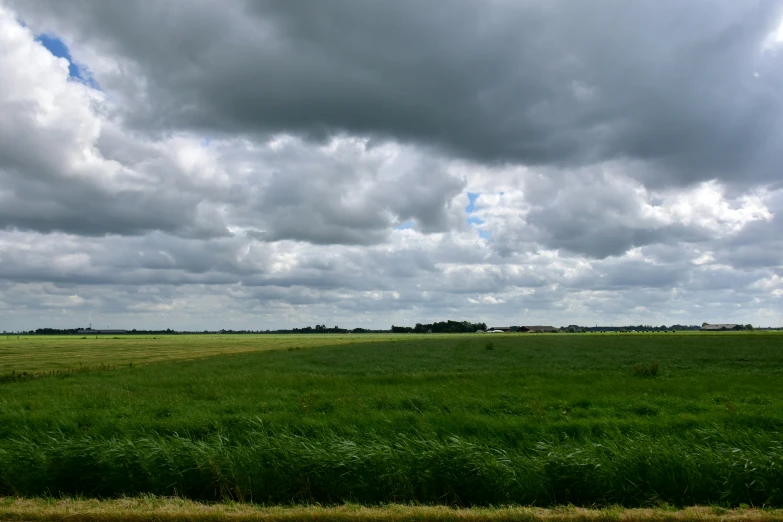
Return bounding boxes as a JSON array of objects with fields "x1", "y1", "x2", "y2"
[
  {"x1": 2, "y1": 498, "x2": 782, "y2": 522},
  {"x1": 1, "y1": 333, "x2": 782, "y2": 506},
  {"x1": 0, "y1": 334, "x2": 411, "y2": 374}
]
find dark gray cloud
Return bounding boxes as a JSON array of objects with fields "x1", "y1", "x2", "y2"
[
  {"x1": 10, "y1": 0, "x2": 783, "y2": 186},
  {"x1": 2, "y1": 224, "x2": 779, "y2": 330},
  {"x1": 238, "y1": 140, "x2": 466, "y2": 244},
  {"x1": 1, "y1": 6, "x2": 465, "y2": 244},
  {"x1": 467, "y1": 166, "x2": 778, "y2": 259},
  {"x1": 511, "y1": 175, "x2": 707, "y2": 258},
  {"x1": 0, "y1": 168, "x2": 228, "y2": 238}
]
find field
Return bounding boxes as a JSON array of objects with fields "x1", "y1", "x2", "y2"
[
  {"x1": 0, "y1": 334, "x2": 398, "y2": 374},
  {"x1": 1, "y1": 332, "x2": 782, "y2": 509}
]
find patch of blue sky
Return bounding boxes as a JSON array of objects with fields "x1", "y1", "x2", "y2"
[
  {"x1": 395, "y1": 220, "x2": 415, "y2": 230},
  {"x1": 465, "y1": 192, "x2": 479, "y2": 213},
  {"x1": 36, "y1": 33, "x2": 100, "y2": 89},
  {"x1": 465, "y1": 194, "x2": 490, "y2": 238}
]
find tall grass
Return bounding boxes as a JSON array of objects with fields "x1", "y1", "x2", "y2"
[
  {"x1": 1, "y1": 333, "x2": 782, "y2": 506},
  {"x1": 1, "y1": 427, "x2": 781, "y2": 505}
]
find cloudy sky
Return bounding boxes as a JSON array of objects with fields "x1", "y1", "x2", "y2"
[{"x1": 1, "y1": 0, "x2": 782, "y2": 331}]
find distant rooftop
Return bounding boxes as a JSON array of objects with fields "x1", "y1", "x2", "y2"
[
  {"x1": 521, "y1": 325, "x2": 558, "y2": 332},
  {"x1": 700, "y1": 324, "x2": 739, "y2": 331}
]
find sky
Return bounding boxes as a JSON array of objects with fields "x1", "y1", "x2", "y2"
[{"x1": 1, "y1": 0, "x2": 782, "y2": 331}]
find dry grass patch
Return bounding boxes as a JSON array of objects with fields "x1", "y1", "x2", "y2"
[{"x1": 0, "y1": 498, "x2": 782, "y2": 522}]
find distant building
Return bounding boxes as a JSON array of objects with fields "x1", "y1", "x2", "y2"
[
  {"x1": 700, "y1": 324, "x2": 740, "y2": 331},
  {"x1": 77, "y1": 329, "x2": 127, "y2": 334},
  {"x1": 520, "y1": 325, "x2": 558, "y2": 333}
]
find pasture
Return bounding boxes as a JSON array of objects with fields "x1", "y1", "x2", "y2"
[
  {"x1": 0, "y1": 334, "x2": 399, "y2": 374},
  {"x1": 0, "y1": 332, "x2": 782, "y2": 507}
]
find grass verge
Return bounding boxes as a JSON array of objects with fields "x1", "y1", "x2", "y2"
[{"x1": 1, "y1": 498, "x2": 782, "y2": 522}]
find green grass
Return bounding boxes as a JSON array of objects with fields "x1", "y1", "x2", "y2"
[
  {"x1": 1, "y1": 333, "x2": 782, "y2": 506},
  {"x1": 0, "y1": 334, "x2": 407, "y2": 373}
]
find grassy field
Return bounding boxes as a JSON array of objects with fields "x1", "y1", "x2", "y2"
[
  {"x1": 0, "y1": 334, "x2": 405, "y2": 374},
  {"x1": 0, "y1": 333, "x2": 782, "y2": 507}
]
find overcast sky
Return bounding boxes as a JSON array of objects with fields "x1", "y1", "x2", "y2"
[{"x1": 1, "y1": 0, "x2": 782, "y2": 331}]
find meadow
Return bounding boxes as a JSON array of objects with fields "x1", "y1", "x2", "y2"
[
  {"x1": 0, "y1": 332, "x2": 782, "y2": 508},
  {"x1": 0, "y1": 334, "x2": 398, "y2": 374}
]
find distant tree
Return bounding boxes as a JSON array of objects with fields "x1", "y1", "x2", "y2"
[{"x1": 413, "y1": 323, "x2": 429, "y2": 334}]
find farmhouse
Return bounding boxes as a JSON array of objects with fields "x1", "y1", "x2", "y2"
[
  {"x1": 700, "y1": 323, "x2": 741, "y2": 331},
  {"x1": 520, "y1": 325, "x2": 558, "y2": 333}
]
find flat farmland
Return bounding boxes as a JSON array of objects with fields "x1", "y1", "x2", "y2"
[
  {"x1": 0, "y1": 332, "x2": 782, "y2": 507},
  {"x1": 0, "y1": 334, "x2": 405, "y2": 373}
]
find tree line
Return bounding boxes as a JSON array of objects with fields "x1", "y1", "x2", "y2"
[{"x1": 391, "y1": 320, "x2": 487, "y2": 334}]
